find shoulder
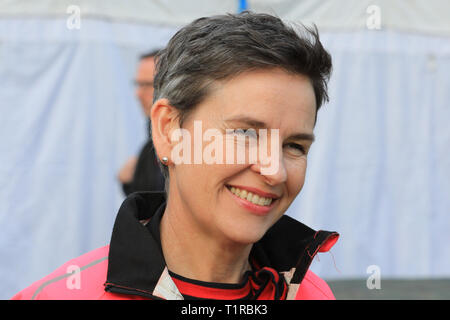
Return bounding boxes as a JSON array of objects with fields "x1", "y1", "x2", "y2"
[
  {"x1": 11, "y1": 246, "x2": 110, "y2": 300},
  {"x1": 294, "y1": 270, "x2": 336, "y2": 300}
]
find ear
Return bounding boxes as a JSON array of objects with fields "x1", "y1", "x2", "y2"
[{"x1": 150, "y1": 98, "x2": 180, "y2": 163}]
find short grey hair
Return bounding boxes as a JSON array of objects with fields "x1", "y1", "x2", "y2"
[{"x1": 152, "y1": 11, "x2": 332, "y2": 195}]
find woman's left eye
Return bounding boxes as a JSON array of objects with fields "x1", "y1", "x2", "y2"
[{"x1": 285, "y1": 143, "x2": 306, "y2": 155}]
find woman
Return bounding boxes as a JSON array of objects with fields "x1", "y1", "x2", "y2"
[{"x1": 13, "y1": 11, "x2": 338, "y2": 300}]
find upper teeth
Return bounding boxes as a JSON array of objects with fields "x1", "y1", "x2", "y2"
[{"x1": 229, "y1": 186, "x2": 273, "y2": 206}]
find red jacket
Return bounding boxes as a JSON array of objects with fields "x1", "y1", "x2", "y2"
[{"x1": 12, "y1": 192, "x2": 339, "y2": 300}]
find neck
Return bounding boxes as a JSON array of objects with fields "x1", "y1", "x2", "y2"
[{"x1": 160, "y1": 192, "x2": 252, "y2": 284}]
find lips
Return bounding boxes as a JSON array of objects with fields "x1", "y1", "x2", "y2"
[
  {"x1": 227, "y1": 186, "x2": 274, "y2": 206},
  {"x1": 226, "y1": 184, "x2": 280, "y2": 200},
  {"x1": 225, "y1": 184, "x2": 280, "y2": 216}
]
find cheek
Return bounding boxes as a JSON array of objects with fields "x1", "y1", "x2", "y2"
[
  {"x1": 175, "y1": 162, "x2": 235, "y2": 201},
  {"x1": 286, "y1": 157, "x2": 308, "y2": 196},
  {"x1": 176, "y1": 164, "x2": 209, "y2": 192}
]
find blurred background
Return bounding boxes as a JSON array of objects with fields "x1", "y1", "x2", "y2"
[{"x1": 0, "y1": 0, "x2": 449, "y2": 300}]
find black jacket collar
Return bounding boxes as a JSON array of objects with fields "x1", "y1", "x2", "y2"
[{"x1": 104, "y1": 191, "x2": 338, "y2": 299}]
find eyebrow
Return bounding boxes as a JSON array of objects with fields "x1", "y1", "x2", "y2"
[{"x1": 224, "y1": 115, "x2": 315, "y2": 142}]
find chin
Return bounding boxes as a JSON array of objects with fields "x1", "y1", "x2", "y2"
[
  {"x1": 215, "y1": 207, "x2": 282, "y2": 247},
  {"x1": 220, "y1": 223, "x2": 269, "y2": 246}
]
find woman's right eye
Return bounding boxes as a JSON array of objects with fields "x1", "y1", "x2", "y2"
[{"x1": 231, "y1": 128, "x2": 258, "y2": 138}]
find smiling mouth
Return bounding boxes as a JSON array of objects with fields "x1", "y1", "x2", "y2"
[{"x1": 225, "y1": 185, "x2": 277, "y2": 207}]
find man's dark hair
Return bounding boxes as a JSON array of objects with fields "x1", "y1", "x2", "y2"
[{"x1": 153, "y1": 11, "x2": 332, "y2": 188}]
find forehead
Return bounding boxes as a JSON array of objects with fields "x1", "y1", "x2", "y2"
[
  {"x1": 195, "y1": 68, "x2": 317, "y2": 132},
  {"x1": 136, "y1": 57, "x2": 156, "y2": 77}
]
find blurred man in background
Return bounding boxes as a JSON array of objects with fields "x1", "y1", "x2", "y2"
[{"x1": 118, "y1": 50, "x2": 165, "y2": 195}]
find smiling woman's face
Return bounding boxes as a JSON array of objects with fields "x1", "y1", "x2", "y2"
[{"x1": 164, "y1": 68, "x2": 317, "y2": 245}]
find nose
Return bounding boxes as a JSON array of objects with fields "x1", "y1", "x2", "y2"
[
  {"x1": 250, "y1": 146, "x2": 287, "y2": 186},
  {"x1": 263, "y1": 156, "x2": 287, "y2": 186}
]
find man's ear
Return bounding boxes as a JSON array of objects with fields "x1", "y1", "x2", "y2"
[{"x1": 150, "y1": 98, "x2": 180, "y2": 161}]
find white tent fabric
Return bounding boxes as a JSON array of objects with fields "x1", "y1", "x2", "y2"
[
  {"x1": 288, "y1": 30, "x2": 450, "y2": 280},
  {"x1": 1, "y1": 0, "x2": 449, "y2": 34},
  {"x1": 1, "y1": 0, "x2": 449, "y2": 299},
  {"x1": 0, "y1": 17, "x2": 178, "y2": 299}
]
